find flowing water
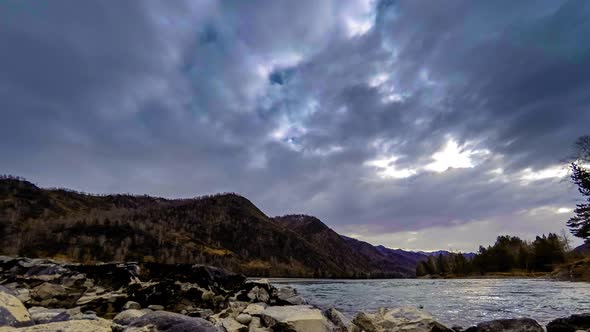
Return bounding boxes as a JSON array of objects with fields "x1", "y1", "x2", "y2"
[{"x1": 270, "y1": 278, "x2": 590, "y2": 327}]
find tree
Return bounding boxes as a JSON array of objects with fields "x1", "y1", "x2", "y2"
[
  {"x1": 568, "y1": 136, "x2": 590, "y2": 243},
  {"x1": 532, "y1": 234, "x2": 565, "y2": 271}
]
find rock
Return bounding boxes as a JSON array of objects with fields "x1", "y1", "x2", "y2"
[
  {"x1": 246, "y1": 287, "x2": 270, "y2": 303},
  {"x1": 139, "y1": 263, "x2": 246, "y2": 295},
  {"x1": 32, "y1": 283, "x2": 66, "y2": 301},
  {"x1": 27, "y1": 307, "x2": 66, "y2": 324},
  {"x1": 148, "y1": 305, "x2": 165, "y2": 311},
  {"x1": 235, "y1": 313, "x2": 252, "y2": 325},
  {"x1": 276, "y1": 286, "x2": 307, "y2": 305},
  {"x1": 4, "y1": 318, "x2": 112, "y2": 331},
  {"x1": 546, "y1": 313, "x2": 590, "y2": 332},
  {"x1": 49, "y1": 306, "x2": 101, "y2": 322},
  {"x1": 9, "y1": 289, "x2": 30, "y2": 304},
  {"x1": 209, "y1": 302, "x2": 249, "y2": 324},
  {"x1": 76, "y1": 289, "x2": 128, "y2": 318},
  {"x1": 185, "y1": 308, "x2": 214, "y2": 319},
  {"x1": 123, "y1": 301, "x2": 142, "y2": 310},
  {"x1": 114, "y1": 309, "x2": 148, "y2": 326},
  {"x1": 234, "y1": 280, "x2": 276, "y2": 304},
  {"x1": 125, "y1": 311, "x2": 220, "y2": 331},
  {"x1": 261, "y1": 305, "x2": 335, "y2": 332},
  {"x1": 0, "y1": 286, "x2": 32, "y2": 327},
  {"x1": 465, "y1": 318, "x2": 543, "y2": 332},
  {"x1": 325, "y1": 308, "x2": 360, "y2": 332},
  {"x1": 248, "y1": 316, "x2": 272, "y2": 332},
  {"x1": 353, "y1": 306, "x2": 452, "y2": 332},
  {"x1": 243, "y1": 303, "x2": 267, "y2": 316},
  {"x1": 221, "y1": 317, "x2": 248, "y2": 332}
]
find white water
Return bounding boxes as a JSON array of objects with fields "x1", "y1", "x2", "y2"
[{"x1": 271, "y1": 278, "x2": 590, "y2": 327}]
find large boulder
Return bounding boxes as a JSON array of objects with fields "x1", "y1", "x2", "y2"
[
  {"x1": 353, "y1": 306, "x2": 452, "y2": 332},
  {"x1": 234, "y1": 279, "x2": 276, "y2": 304},
  {"x1": 27, "y1": 307, "x2": 66, "y2": 325},
  {"x1": 325, "y1": 308, "x2": 360, "y2": 332},
  {"x1": 546, "y1": 313, "x2": 590, "y2": 332},
  {"x1": 30, "y1": 283, "x2": 73, "y2": 307},
  {"x1": 220, "y1": 317, "x2": 248, "y2": 332},
  {"x1": 113, "y1": 309, "x2": 148, "y2": 326},
  {"x1": 0, "y1": 286, "x2": 32, "y2": 327},
  {"x1": 260, "y1": 305, "x2": 335, "y2": 332},
  {"x1": 124, "y1": 311, "x2": 220, "y2": 331},
  {"x1": 246, "y1": 286, "x2": 270, "y2": 303},
  {"x1": 2, "y1": 318, "x2": 112, "y2": 331},
  {"x1": 276, "y1": 286, "x2": 307, "y2": 305},
  {"x1": 49, "y1": 306, "x2": 101, "y2": 323},
  {"x1": 76, "y1": 288, "x2": 129, "y2": 318},
  {"x1": 243, "y1": 303, "x2": 267, "y2": 316},
  {"x1": 138, "y1": 263, "x2": 246, "y2": 295},
  {"x1": 465, "y1": 318, "x2": 543, "y2": 332}
]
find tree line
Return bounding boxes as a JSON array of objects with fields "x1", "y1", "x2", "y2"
[{"x1": 416, "y1": 233, "x2": 569, "y2": 277}]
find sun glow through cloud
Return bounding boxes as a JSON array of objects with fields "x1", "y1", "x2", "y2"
[
  {"x1": 425, "y1": 139, "x2": 489, "y2": 173},
  {"x1": 364, "y1": 156, "x2": 418, "y2": 179},
  {"x1": 520, "y1": 166, "x2": 568, "y2": 181}
]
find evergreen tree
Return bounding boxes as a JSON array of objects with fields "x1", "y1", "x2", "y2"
[
  {"x1": 568, "y1": 136, "x2": 590, "y2": 243},
  {"x1": 568, "y1": 163, "x2": 590, "y2": 242}
]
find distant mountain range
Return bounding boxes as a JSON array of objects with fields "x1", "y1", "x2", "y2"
[{"x1": 0, "y1": 177, "x2": 469, "y2": 278}]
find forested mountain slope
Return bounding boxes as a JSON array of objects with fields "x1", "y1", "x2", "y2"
[{"x1": 0, "y1": 177, "x2": 417, "y2": 278}]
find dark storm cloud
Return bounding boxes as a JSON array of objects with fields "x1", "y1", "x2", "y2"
[{"x1": 1, "y1": 0, "x2": 588, "y2": 250}]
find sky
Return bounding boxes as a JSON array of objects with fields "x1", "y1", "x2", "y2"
[{"x1": 1, "y1": 0, "x2": 590, "y2": 251}]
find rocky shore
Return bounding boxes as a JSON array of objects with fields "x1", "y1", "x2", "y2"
[{"x1": 0, "y1": 257, "x2": 588, "y2": 332}]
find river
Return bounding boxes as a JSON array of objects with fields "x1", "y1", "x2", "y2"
[{"x1": 270, "y1": 278, "x2": 590, "y2": 327}]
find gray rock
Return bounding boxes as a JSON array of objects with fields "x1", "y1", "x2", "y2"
[
  {"x1": 0, "y1": 286, "x2": 32, "y2": 327},
  {"x1": 6, "y1": 318, "x2": 112, "y2": 331},
  {"x1": 248, "y1": 316, "x2": 272, "y2": 332},
  {"x1": 148, "y1": 305, "x2": 165, "y2": 311},
  {"x1": 185, "y1": 308, "x2": 214, "y2": 319},
  {"x1": 76, "y1": 289, "x2": 128, "y2": 318},
  {"x1": 28, "y1": 307, "x2": 66, "y2": 324},
  {"x1": 123, "y1": 301, "x2": 142, "y2": 310},
  {"x1": 2, "y1": 285, "x2": 31, "y2": 304},
  {"x1": 235, "y1": 313, "x2": 252, "y2": 325},
  {"x1": 243, "y1": 303, "x2": 267, "y2": 316},
  {"x1": 465, "y1": 318, "x2": 543, "y2": 332},
  {"x1": 220, "y1": 317, "x2": 248, "y2": 332},
  {"x1": 353, "y1": 306, "x2": 452, "y2": 332},
  {"x1": 546, "y1": 313, "x2": 590, "y2": 332},
  {"x1": 32, "y1": 283, "x2": 67, "y2": 301},
  {"x1": 276, "y1": 286, "x2": 307, "y2": 305},
  {"x1": 261, "y1": 305, "x2": 335, "y2": 332},
  {"x1": 49, "y1": 306, "x2": 101, "y2": 322},
  {"x1": 246, "y1": 286, "x2": 270, "y2": 303},
  {"x1": 125, "y1": 311, "x2": 220, "y2": 331},
  {"x1": 114, "y1": 309, "x2": 148, "y2": 326},
  {"x1": 209, "y1": 302, "x2": 248, "y2": 324},
  {"x1": 325, "y1": 308, "x2": 360, "y2": 332}
]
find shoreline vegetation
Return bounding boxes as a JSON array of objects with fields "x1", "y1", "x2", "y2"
[
  {"x1": 1, "y1": 256, "x2": 589, "y2": 332},
  {"x1": 415, "y1": 234, "x2": 590, "y2": 282}
]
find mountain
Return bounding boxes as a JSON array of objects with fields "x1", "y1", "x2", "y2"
[
  {"x1": 274, "y1": 215, "x2": 415, "y2": 277},
  {"x1": 415, "y1": 250, "x2": 476, "y2": 260},
  {"x1": 0, "y1": 177, "x2": 417, "y2": 278}
]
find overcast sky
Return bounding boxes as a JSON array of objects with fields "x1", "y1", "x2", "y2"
[{"x1": 2, "y1": 0, "x2": 589, "y2": 251}]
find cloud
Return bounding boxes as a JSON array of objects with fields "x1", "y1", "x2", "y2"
[{"x1": 1, "y1": 0, "x2": 589, "y2": 251}]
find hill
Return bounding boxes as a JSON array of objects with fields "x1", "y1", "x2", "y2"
[{"x1": 0, "y1": 177, "x2": 417, "y2": 278}]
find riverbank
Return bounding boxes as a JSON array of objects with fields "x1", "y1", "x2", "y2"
[
  {"x1": 416, "y1": 259, "x2": 590, "y2": 282},
  {"x1": 1, "y1": 256, "x2": 589, "y2": 331}
]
